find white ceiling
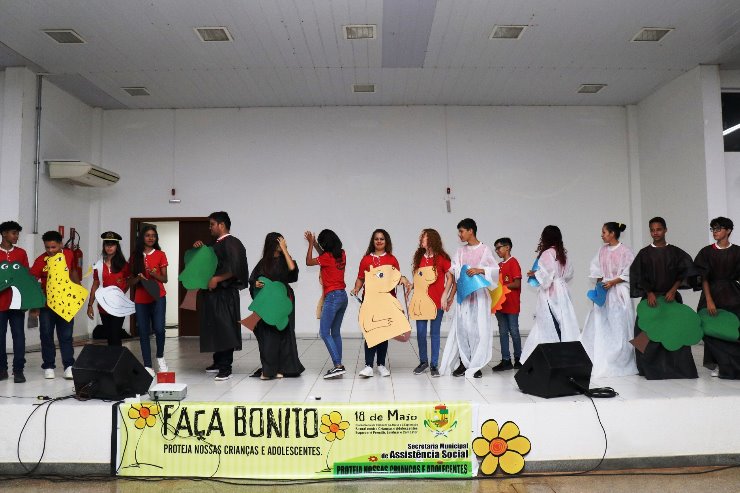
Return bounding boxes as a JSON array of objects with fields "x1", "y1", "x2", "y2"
[{"x1": 1, "y1": 0, "x2": 739, "y2": 109}]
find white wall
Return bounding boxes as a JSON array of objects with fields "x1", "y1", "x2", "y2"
[
  {"x1": 149, "y1": 221, "x2": 179, "y2": 326},
  {"x1": 98, "y1": 105, "x2": 633, "y2": 336}
]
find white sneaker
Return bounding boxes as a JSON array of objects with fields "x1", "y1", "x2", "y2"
[
  {"x1": 711, "y1": 368, "x2": 719, "y2": 377},
  {"x1": 44, "y1": 368, "x2": 55, "y2": 379},
  {"x1": 358, "y1": 366, "x2": 374, "y2": 378},
  {"x1": 157, "y1": 358, "x2": 168, "y2": 372},
  {"x1": 377, "y1": 365, "x2": 391, "y2": 377},
  {"x1": 145, "y1": 367, "x2": 156, "y2": 377},
  {"x1": 63, "y1": 367, "x2": 73, "y2": 380}
]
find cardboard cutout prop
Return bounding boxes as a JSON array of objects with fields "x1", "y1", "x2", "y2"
[
  {"x1": 409, "y1": 266, "x2": 438, "y2": 320},
  {"x1": 240, "y1": 312, "x2": 262, "y2": 332},
  {"x1": 630, "y1": 330, "x2": 650, "y2": 353},
  {"x1": 0, "y1": 261, "x2": 45, "y2": 309},
  {"x1": 489, "y1": 273, "x2": 511, "y2": 314},
  {"x1": 45, "y1": 253, "x2": 88, "y2": 322},
  {"x1": 359, "y1": 265, "x2": 411, "y2": 348},
  {"x1": 699, "y1": 308, "x2": 740, "y2": 342},
  {"x1": 246, "y1": 277, "x2": 293, "y2": 331},
  {"x1": 95, "y1": 286, "x2": 136, "y2": 317},
  {"x1": 587, "y1": 282, "x2": 607, "y2": 307},
  {"x1": 179, "y1": 289, "x2": 198, "y2": 311},
  {"x1": 179, "y1": 246, "x2": 218, "y2": 290},
  {"x1": 456, "y1": 264, "x2": 491, "y2": 303},
  {"x1": 636, "y1": 296, "x2": 702, "y2": 351},
  {"x1": 527, "y1": 259, "x2": 540, "y2": 287},
  {"x1": 140, "y1": 278, "x2": 161, "y2": 300}
]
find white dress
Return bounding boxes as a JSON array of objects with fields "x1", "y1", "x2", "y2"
[
  {"x1": 580, "y1": 243, "x2": 638, "y2": 378},
  {"x1": 520, "y1": 248, "x2": 580, "y2": 363},
  {"x1": 439, "y1": 242, "x2": 499, "y2": 377}
]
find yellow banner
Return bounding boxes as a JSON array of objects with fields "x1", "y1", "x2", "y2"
[{"x1": 116, "y1": 401, "x2": 473, "y2": 479}]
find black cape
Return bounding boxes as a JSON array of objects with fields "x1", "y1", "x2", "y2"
[
  {"x1": 248, "y1": 256, "x2": 304, "y2": 378},
  {"x1": 199, "y1": 235, "x2": 249, "y2": 353},
  {"x1": 629, "y1": 244, "x2": 698, "y2": 380}
]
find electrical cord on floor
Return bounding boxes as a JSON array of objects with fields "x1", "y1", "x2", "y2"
[{"x1": 15, "y1": 394, "x2": 76, "y2": 475}]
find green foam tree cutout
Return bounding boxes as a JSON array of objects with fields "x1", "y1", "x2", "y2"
[
  {"x1": 0, "y1": 261, "x2": 45, "y2": 309},
  {"x1": 248, "y1": 277, "x2": 292, "y2": 331},
  {"x1": 179, "y1": 247, "x2": 218, "y2": 290},
  {"x1": 636, "y1": 296, "x2": 702, "y2": 351},
  {"x1": 699, "y1": 308, "x2": 740, "y2": 342}
]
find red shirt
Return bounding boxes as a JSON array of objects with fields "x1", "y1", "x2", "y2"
[
  {"x1": 417, "y1": 254, "x2": 452, "y2": 309},
  {"x1": 498, "y1": 256, "x2": 522, "y2": 314},
  {"x1": 30, "y1": 248, "x2": 75, "y2": 307},
  {"x1": 0, "y1": 246, "x2": 30, "y2": 311},
  {"x1": 357, "y1": 253, "x2": 400, "y2": 297},
  {"x1": 317, "y1": 251, "x2": 346, "y2": 296},
  {"x1": 133, "y1": 249, "x2": 168, "y2": 303}
]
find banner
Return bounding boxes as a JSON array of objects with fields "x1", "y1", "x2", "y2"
[{"x1": 116, "y1": 401, "x2": 473, "y2": 479}]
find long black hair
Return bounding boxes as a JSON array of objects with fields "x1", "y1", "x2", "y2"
[
  {"x1": 132, "y1": 224, "x2": 161, "y2": 276},
  {"x1": 317, "y1": 229, "x2": 344, "y2": 268},
  {"x1": 102, "y1": 240, "x2": 127, "y2": 274},
  {"x1": 260, "y1": 232, "x2": 284, "y2": 277},
  {"x1": 536, "y1": 225, "x2": 567, "y2": 266}
]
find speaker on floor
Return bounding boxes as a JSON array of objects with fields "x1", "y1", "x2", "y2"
[
  {"x1": 72, "y1": 345, "x2": 153, "y2": 400},
  {"x1": 515, "y1": 341, "x2": 592, "y2": 398}
]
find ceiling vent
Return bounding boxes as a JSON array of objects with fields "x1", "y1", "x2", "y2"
[
  {"x1": 46, "y1": 161, "x2": 120, "y2": 187},
  {"x1": 42, "y1": 29, "x2": 86, "y2": 44},
  {"x1": 631, "y1": 28, "x2": 673, "y2": 42},
  {"x1": 489, "y1": 25, "x2": 527, "y2": 40},
  {"x1": 578, "y1": 84, "x2": 607, "y2": 94},
  {"x1": 122, "y1": 87, "x2": 150, "y2": 96},
  {"x1": 344, "y1": 25, "x2": 376, "y2": 40},
  {"x1": 195, "y1": 27, "x2": 233, "y2": 42},
  {"x1": 352, "y1": 84, "x2": 376, "y2": 93}
]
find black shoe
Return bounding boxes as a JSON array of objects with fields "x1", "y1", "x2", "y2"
[
  {"x1": 324, "y1": 365, "x2": 346, "y2": 379},
  {"x1": 413, "y1": 362, "x2": 429, "y2": 375},
  {"x1": 452, "y1": 363, "x2": 466, "y2": 377},
  {"x1": 492, "y1": 359, "x2": 514, "y2": 372},
  {"x1": 214, "y1": 369, "x2": 232, "y2": 381},
  {"x1": 473, "y1": 370, "x2": 482, "y2": 379},
  {"x1": 205, "y1": 364, "x2": 219, "y2": 373},
  {"x1": 430, "y1": 366, "x2": 440, "y2": 378},
  {"x1": 0, "y1": 369, "x2": 7, "y2": 381},
  {"x1": 514, "y1": 359, "x2": 522, "y2": 369},
  {"x1": 249, "y1": 368, "x2": 263, "y2": 378},
  {"x1": 13, "y1": 370, "x2": 26, "y2": 383}
]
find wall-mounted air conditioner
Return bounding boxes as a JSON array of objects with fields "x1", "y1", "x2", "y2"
[{"x1": 46, "y1": 160, "x2": 120, "y2": 187}]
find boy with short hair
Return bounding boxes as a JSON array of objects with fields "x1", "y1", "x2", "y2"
[
  {"x1": 29, "y1": 231, "x2": 78, "y2": 379},
  {"x1": 0, "y1": 221, "x2": 30, "y2": 383},
  {"x1": 491, "y1": 237, "x2": 523, "y2": 371}
]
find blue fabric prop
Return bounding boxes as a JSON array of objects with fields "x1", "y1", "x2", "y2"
[
  {"x1": 456, "y1": 264, "x2": 491, "y2": 303},
  {"x1": 587, "y1": 282, "x2": 607, "y2": 307},
  {"x1": 527, "y1": 258, "x2": 540, "y2": 287}
]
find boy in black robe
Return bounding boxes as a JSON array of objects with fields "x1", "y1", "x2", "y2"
[{"x1": 629, "y1": 216, "x2": 698, "y2": 379}]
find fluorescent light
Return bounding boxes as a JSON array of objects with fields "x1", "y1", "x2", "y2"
[{"x1": 723, "y1": 123, "x2": 740, "y2": 136}]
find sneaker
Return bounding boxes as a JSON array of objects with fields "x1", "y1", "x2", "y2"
[
  {"x1": 157, "y1": 358, "x2": 168, "y2": 372},
  {"x1": 452, "y1": 363, "x2": 466, "y2": 377},
  {"x1": 413, "y1": 362, "x2": 429, "y2": 375},
  {"x1": 430, "y1": 366, "x2": 440, "y2": 378},
  {"x1": 473, "y1": 370, "x2": 482, "y2": 379},
  {"x1": 145, "y1": 367, "x2": 155, "y2": 377},
  {"x1": 514, "y1": 359, "x2": 522, "y2": 369},
  {"x1": 44, "y1": 368, "x2": 55, "y2": 379},
  {"x1": 358, "y1": 366, "x2": 374, "y2": 378},
  {"x1": 377, "y1": 365, "x2": 391, "y2": 377},
  {"x1": 492, "y1": 359, "x2": 514, "y2": 372},
  {"x1": 13, "y1": 370, "x2": 26, "y2": 383},
  {"x1": 214, "y1": 370, "x2": 232, "y2": 381},
  {"x1": 0, "y1": 369, "x2": 7, "y2": 381},
  {"x1": 711, "y1": 368, "x2": 719, "y2": 377},
  {"x1": 249, "y1": 368, "x2": 263, "y2": 378},
  {"x1": 205, "y1": 364, "x2": 219, "y2": 373},
  {"x1": 324, "y1": 366, "x2": 346, "y2": 379},
  {"x1": 64, "y1": 367, "x2": 73, "y2": 380}
]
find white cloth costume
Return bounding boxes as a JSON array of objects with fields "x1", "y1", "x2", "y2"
[
  {"x1": 439, "y1": 243, "x2": 499, "y2": 377},
  {"x1": 580, "y1": 243, "x2": 638, "y2": 377},
  {"x1": 520, "y1": 247, "x2": 580, "y2": 363}
]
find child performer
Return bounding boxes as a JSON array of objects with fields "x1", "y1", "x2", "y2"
[
  {"x1": 306, "y1": 229, "x2": 348, "y2": 379},
  {"x1": 491, "y1": 237, "x2": 523, "y2": 371},
  {"x1": 580, "y1": 222, "x2": 638, "y2": 377},
  {"x1": 0, "y1": 221, "x2": 30, "y2": 383},
  {"x1": 694, "y1": 217, "x2": 740, "y2": 378},
  {"x1": 350, "y1": 229, "x2": 411, "y2": 378},
  {"x1": 88, "y1": 232, "x2": 131, "y2": 347},
  {"x1": 519, "y1": 225, "x2": 580, "y2": 363},
  {"x1": 129, "y1": 224, "x2": 169, "y2": 373},
  {"x1": 411, "y1": 228, "x2": 455, "y2": 377},
  {"x1": 440, "y1": 218, "x2": 498, "y2": 379}
]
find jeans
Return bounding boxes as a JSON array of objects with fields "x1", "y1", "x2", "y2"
[
  {"x1": 38, "y1": 307, "x2": 75, "y2": 369},
  {"x1": 495, "y1": 312, "x2": 521, "y2": 361},
  {"x1": 136, "y1": 297, "x2": 166, "y2": 368},
  {"x1": 0, "y1": 310, "x2": 26, "y2": 371},
  {"x1": 319, "y1": 289, "x2": 347, "y2": 366},
  {"x1": 364, "y1": 340, "x2": 388, "y2": 366},
  {"x1": 416, "y1": 309, "x2": 443, "y2": 367}
]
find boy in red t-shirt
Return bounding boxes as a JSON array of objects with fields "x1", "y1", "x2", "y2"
[
  {"x1": 492, "y1": 237, "x2": 523, "y2": 371},
  {"x1": 0, "y1": 221, "x2": 30, "y2": 382}
]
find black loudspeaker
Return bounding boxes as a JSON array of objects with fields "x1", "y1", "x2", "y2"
[
  {"x1": 515, "y1": 342, "x2": 592, "y2": 398},
  {"x1": 73, "y1": 345, "x2": 153, "y2": 400}
]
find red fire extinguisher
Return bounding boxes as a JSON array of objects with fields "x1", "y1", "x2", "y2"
[{"x1": 65, "y1": 228, "x2": 84, "y2": 280}]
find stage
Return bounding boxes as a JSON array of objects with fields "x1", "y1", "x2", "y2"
[{"x1": 1, "y1": 336, "x2": 738, "y2": 477}]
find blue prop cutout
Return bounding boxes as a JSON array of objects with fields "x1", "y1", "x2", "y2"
[
  {"x1": 456, "y1": 264, "x2": 491, "y2": 303},
  {"x1": 587, "y1": 282, "x2": 607, "y2": 307},
  {"x1": 527, "y1": 258, "x2": 540, "y2": 287}
]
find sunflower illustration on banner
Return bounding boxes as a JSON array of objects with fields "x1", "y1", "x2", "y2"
[
  {"x1": 472, "y1": 419, "x2": 531, "y2": 475},
  {"x1": 121, "y1": 403, "x2": 163, "y2": 472},
  {"x1": 318, "y1": 411, "x2": 350, "y2": 472}
]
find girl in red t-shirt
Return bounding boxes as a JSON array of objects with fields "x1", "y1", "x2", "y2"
[
  {"x1": 129, "y1": 224, "x2": 169, "y2": 372},
  {"x1": 87, "y1": 231, "x2": 131, "y2": 347}
]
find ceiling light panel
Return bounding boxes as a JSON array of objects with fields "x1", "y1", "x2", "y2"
[
  {"x1": 352, "y1": 84, "x2": 376, "y2": 93},
  {"x1": 194, "y1": 27, "x2": 233, "y2": 42},
  {"x1": 42, "y1": 29, "x2": 86, "y2": 44},
  {"x1": 344, "y1": 25, "x2": 377, "y2": 40},
  {"x1": 631, "y1": 28, "x2": 674, "y2": 42},
  {"x1": 122, "y1": 87, "x2": 151, "y2": 96},
  {"x1": 577, "y1": 84, "x2": 607, "y2": 94},
  {"x1": 489, "y1": 25, "x2": 527, "y2": 40}
]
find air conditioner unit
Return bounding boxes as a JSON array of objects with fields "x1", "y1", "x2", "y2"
[{"x1": 46, "y1": 160, "x2": 120, "y2": 187}]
